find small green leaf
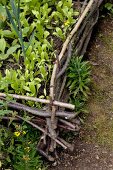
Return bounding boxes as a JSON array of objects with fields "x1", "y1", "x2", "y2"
[
  {"x1": 0, "y1": 5, "x2": 7, "y2": 22},
  {"x1": 0, "y1": 38, "x2": 6, "y2": 53},
  {"x1": 0, "y1": 109, "x2": 12, "y2": 116},
  {"x1": 23, "y1": 86, "x2": 30, "y2": 92},
  {"x1": 0, "y1": 54, "x2": 8, "y2": 60},
  {"x1": 7, "y1": 45, "x2": 20, "y2": 55}
]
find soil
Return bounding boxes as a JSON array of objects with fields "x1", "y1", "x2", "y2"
[{"x1": 49, "y1": 15, "x2": 113, "y2": 170}]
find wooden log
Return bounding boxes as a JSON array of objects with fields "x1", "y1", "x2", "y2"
[
  {"x1": 2, "y1": 100, "x2": 76, "y2": 119},
  {"x1": 0, "y1": 92, "x2": 75, "y2": 110}
]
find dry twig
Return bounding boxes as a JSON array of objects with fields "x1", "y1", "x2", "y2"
[{"x1": 0, "y1": 92, "x2": 75, "y2": 110}]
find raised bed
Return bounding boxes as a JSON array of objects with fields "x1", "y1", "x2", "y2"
[{"x1": 0, "y1": 0, "x2": 104, "y2": 161}]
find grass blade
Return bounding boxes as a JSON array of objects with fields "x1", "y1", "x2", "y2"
[
  {"x1": 10, "y1": 0, "x2": 18, "y2": 21},
  {"x1": 5, "y1": 5, "x2": 19, "y2": 37}
]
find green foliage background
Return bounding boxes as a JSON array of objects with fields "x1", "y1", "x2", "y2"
[{"x1": 0, "y1": 0, "x2": 77, "y2": 100}]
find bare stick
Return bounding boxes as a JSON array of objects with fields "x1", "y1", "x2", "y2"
[
  {"x1": 57, "y1": 43, "x2": 72, "y2": 79},
  {"x1": 59, "y1": 119, "x2": 76, "y2": 130},
  {"x1": 98, "y1": 0, "x2": 104, "y2": 6},
  {"x1": 1, "y1": 116, "x2": 19, "y2": 121},
  {"x1": 57, "y1": 137, "x2": 74, "y2": 152},
  {"x1": 1, "y1": 116, "x2": 77, "y2": 131},
  {"x1": 58, "y1": 75, "x2": 67, "y2": 101},
  {"x1": 76, "y1": 22, "x2": 91, "y2": 55},
  {"x1": 81, "y1": 28, "x2": 93, "y2": 56},
  {"x1": 77, "y1": 8, "x2": 99, "y2": 55},
  {"x1": 17, "y1": 115, "x2": 67, "y2": 149},
  {"x1": 4, "y1": 100, "x2": 76, "y2": 119},
  {"x1": 0, "y1": 93, "x2": 75, "y2": 110},
  {"x1": 1, "y1": 116, "x2": 76, "y2": 131},
  {"x1": 47, "y1": 117, "x2": 57, "y2": 152},
  {"x1": 81, "y1": 0, "x2": 88, "y2": 14},
  {"x1": 37, "y1": 148, "x2": 55, "y2": 162},
  {"x1": 58, "y1": 124, "x2": 75, "y2": 131}
]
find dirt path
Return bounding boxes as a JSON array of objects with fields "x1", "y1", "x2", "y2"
[{"x1": 49, "y1": 16, "x2": 113, "y2": 170}]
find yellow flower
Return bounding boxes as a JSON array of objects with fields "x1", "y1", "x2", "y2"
[
  {"x1": 64, "y1": 20, "x2": 70, "y2": 26},
  {"x1": 23, "y1": 155, "x2": 30, "y2": 161},
  {"x1": 14, "y1": 131, "x2": 20, "y2": 137}
]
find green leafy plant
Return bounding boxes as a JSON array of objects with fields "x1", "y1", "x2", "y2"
[
  {"x1": 0, "y1": 122, "x2": 45, "y2": 170},
  {"x1": 67, "y1": 56, "x2": 91, "y2": 112},
  {"x1": 104, "y1": 3, "x2": 113, "y2": 15},
  {"x1": 0, "y1": 0, "x2": 77, "y2": 99}
]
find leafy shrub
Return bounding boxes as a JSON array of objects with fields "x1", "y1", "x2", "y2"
[
  {"x1": 0, "y1": 122, "x2": 45, "y2": 170},
  {"x1": 67, "y1": 56, "x2": 91, "y2": 113}
]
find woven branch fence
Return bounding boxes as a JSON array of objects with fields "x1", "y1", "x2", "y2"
[{"x1": 0, "y1": 0, "x2": 104, "y2": 161}]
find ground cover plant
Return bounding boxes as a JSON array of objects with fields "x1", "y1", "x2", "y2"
[{"x1": 0, "y1": 0, "x2": 77, "y2": 98}]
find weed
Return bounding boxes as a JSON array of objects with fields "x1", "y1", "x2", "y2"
[
  {"x1": 104, "y1": 3, "x2": 113, "y2": 15},
  {"x1": 67, "y1": 56, "x2": 91, "y2": 113}
]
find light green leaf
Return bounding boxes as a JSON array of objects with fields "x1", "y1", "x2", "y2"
[
  {"x1": 0, "y1": 5, "x2": 7, "y2": 22},
  {"x1": 6, "y1": 45, "x2": 20, "y2": 55},
  {"x1": 29, "y1": 82, "x2": 36, "y2": 94},
  {"x1": 0, "y1": 109, "x2": 12, "y2": 116},
  {"x1": 44, "y1": 88, "x2": 46, "y2": 96},
  {"x1": 23, "y1": 86, "x2": 30, "y2": 92},
  {"x1": 0, "y1": 38, "x2": 6, "y2": 53},
  {"x1": 0, "y1": 54, "x2": 8, "y2": 60}
]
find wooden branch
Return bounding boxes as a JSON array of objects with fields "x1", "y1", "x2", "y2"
[
  {"x1": 4, "y1": 100, "x2": 76, "y2": 119},
  {"x1": 76, "y1": 21, "x2": 91, "y2": 55},
  {"x1": 37, "y1": 148, "x2": 54, "y2": 162},
  {"x1": 81, "y1": 29, "x2": 93, "y2": 56},
  {"x1": 58, "y1": 75, "x2": 67, "y2": 101},
  {"x1": 58, "y1": 124, "x2": 75, "y2": 131},
  {"x1": 47, "y1": 118, "x2": 56, "y2": 138},
  {"x1": 50, "y1": 0, "x2": 94, "y2": 99},
  {"x1": 76, "y1": 8, "x2": 99, "y2": 55},
  {"x1": 47, "y1": 118, "x2": 57, "y2": 152},
  {"x1": 17, "y1": 115, "x2": 67, "y2": 149},
  {"x1": 59, "y1": 119, "x2": 76, "y2": 130},
  {"x1": 1, "y1": 116, "x2": 77, "y2": 132},
  {"x1": 81, "y1": 0, "x2": 88, "y2": 14},
  {"x1": 98, "y1": 0, "x2": 104, "y2": 6},
  {"x1": 37, "y1": 148, "x2": 55, "y2": 162},
  {"x1": 0, "y1": 93, "x2": 75, "y2": 110},
  {"x1": 57, "y1": 137, "x2": 74, "y2": 152},
  {"x1": 57, "y1": 43, "x2": 72, "y2": 79},
  {"x1": 75, "y1": 0, "x2": 98, "y2": 46}
]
